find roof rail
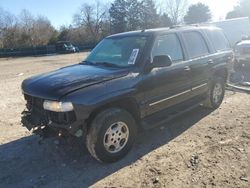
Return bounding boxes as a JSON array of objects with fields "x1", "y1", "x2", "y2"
[
  {"x1": 189, "y1": 24, "x2": 199, "y2": 27},
  {"x1": 169, "y1": 25, "x2": 183, "y2": 29},
  {"x1": 170, "y1": 24, "x2": 204, "y2": 29}
]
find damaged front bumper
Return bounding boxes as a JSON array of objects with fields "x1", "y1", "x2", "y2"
[
  {"x1": 21, "y1": 110, "x2": 85, "y2": 137},
  {"x1": 21, "y1": 94, "x2": 85, "y2": 137}
]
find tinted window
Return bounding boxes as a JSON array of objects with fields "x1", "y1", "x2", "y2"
[
  {"x1": 206, "y1": 29, "x2": 230, "y2": 51},
  {"x1": 183, "y1": 31, "x2": 209, "y2": 59},
  {"x1": 152, "y1": 34, "x2": 183, "y2": 62}
]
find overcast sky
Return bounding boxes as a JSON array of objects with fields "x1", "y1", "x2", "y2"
[{"x1": 1, "y1": 0, "x2": 239, "y2": 29}]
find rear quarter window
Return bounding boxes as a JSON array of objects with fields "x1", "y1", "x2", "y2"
[
  {"x1": 206, "y1": 29, "x2": 230, "y2": 52},
  {"x1": 183, "y1": 31, "x2": 209, "y2": 59}
]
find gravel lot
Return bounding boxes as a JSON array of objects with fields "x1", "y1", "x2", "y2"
[{"x1": 0, "y1": 53, "x2": 249, "y2": 188}]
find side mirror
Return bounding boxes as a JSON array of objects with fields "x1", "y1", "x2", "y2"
[{"x1": 152, "y1": 55, "x2": 172, "y2": 68}]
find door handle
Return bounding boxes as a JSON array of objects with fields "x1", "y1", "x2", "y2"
[
  {"x1": 184, "y1": 66, "x2": 191, "y2": 71},
  {"x1": 207, "y1": 59, "x2": 214, "y2": 65}
]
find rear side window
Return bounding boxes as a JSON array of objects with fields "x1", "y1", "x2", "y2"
[
  {"x1": 183, "y1": 31, "x2": 209, "y2": 59},
  {"x1": 206, "y1": 29, "x2": 230, "y2": 52},
  {"x1": 152, "y1": 33, "x2": 183, "y2": 62}
]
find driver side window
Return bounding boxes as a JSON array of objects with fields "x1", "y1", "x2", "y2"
[{"x1": 152, "y1": 33, "x2": 184, "y2": 62}]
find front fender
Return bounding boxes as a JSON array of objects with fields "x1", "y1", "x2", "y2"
[{"x1": 61, "y1": 72, "x2": 143, "y2": 122}]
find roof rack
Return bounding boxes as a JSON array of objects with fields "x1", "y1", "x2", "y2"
[
  {"x1": 170, "y1": 24, "x2": 201, "y2": 29},
  {"x1": 169, "y1": 25, "x2": 183, "y2": 29}
]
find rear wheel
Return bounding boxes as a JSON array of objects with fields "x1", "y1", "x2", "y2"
[
  {"x1": 86, "y1": 108, "x2": 137, "y2": 163},
  {"x1": 203, "y1": 77, "x2": 225, "y2": 109}
]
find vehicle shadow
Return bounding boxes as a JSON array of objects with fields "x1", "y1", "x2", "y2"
[{"x1": 0, "y1": 106, "x2": 213, "y2": 188}]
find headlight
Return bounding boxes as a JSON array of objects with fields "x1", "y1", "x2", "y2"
[{"x1": 43, "y1": 100, "x2": 74, "y2": 112}]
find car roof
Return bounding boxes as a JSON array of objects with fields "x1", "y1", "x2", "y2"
[{"x1": 107, "y1": 25, "x2": 222, "y2": 38}]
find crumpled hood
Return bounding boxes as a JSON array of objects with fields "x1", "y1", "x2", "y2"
[{"x1": 22, "y1": 64, "x2": 129, "y2": 100}]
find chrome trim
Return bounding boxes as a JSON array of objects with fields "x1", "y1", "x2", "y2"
[
  {"x1": 149, "y1": 89, "x2": 191, "y2": 106},
  {"x1": 149, "y1": 83, "x2": 208, "y2": 107},
  {"x1": 192, "y1": 83, "x2": 208, "y2": 91}
]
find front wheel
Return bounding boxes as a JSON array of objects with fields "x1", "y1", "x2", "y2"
[
  {"x1": 203, "y1": 77, "x2": 225, "y2": 109},
  {"x1": 86, "y1": 108, "x2": 137, "y2": 163}
]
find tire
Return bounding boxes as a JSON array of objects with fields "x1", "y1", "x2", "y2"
[
  {"x1": 203, "y1": 77, "x2": 225, "y2": 109},
  {"x1": 86, "y1": 108, "x2": 137, "y2": 163}
]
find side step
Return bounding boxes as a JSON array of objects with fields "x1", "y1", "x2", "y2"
[{"x1": 141, "y1": 99, "x2": 204, "y2": 130}]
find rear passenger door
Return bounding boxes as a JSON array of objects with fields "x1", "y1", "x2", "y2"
[
  {"x1": 205, "y1": 29, "x2": 233, "y2": 73},
  {"x1": 181, "y1": 31, "x2": 211, "y2": 96}
]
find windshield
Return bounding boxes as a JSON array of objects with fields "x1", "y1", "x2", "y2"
[{"x1": 84, "y1": 36, "x2": 148, "y2": 67}]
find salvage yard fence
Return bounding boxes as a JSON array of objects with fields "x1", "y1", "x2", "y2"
[{"x1": 0, "y1": 44, "x2": 95, "y2": 58}]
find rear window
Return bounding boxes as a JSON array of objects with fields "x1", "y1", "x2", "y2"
[
  {"x1": 183, "y1": 31, "x2": 209, "y2": 59},
  {"x1": 206, "y1": 29, "x2": 230, "y2": 52}
]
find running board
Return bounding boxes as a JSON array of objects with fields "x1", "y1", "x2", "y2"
[{"x1": 141, "y1": 99, "x2": 203, "y2": 130}]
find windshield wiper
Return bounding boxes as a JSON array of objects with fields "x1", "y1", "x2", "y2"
[
  {"x1": 95, "y1": 62, "x2": 123, "y2": 68},
  {"x1": 80, "y1": 61, "x2": 124, "y2": 68},
  {"x1": 80, "y1": 60, "x2": 96, "y2": 65}
]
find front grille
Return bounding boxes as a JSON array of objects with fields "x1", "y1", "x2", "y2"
[
  {"x1": 23, "y1": 94, "x2": 48, "y2": 126},
  {"x1": 47, "y1": 111, "x2": 76, "y2": 124},
  {"x1": 24, "y1": 94, "x2": 44, "y2": 113}
]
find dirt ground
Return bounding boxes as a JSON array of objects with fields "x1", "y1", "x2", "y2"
[{"x1": 0, "y1": 53, "x2": 249, "y2": 188}]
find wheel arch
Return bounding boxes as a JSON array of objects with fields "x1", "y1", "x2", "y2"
[
  {"x1": 85, "y1": 97, "x2": 141, "y2": 130},
  {"x1": 212, "y1": 67, "x2": 228, "y2": 82}
]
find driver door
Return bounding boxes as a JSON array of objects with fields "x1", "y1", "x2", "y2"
[{"x1": 142, "y1": 33, "x2": 193, "y2": 116}]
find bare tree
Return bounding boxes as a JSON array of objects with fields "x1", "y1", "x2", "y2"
[
  {"x1": 0, "y1": 7, "x2": 18, "y2": 48},
  {"x1": 74, "y1": 1, "x2": 107, "y2": 42},
  {"x1": 18, "y1": 9, "x2": 35, "y2": 47},
  {"x1": 0, "y1": 7, "x2": 17, "y2": 29},
  {"x1": 0, "y1": 8, "x2": 55, "y2": 48},
  {"x1": 32, "y1": 16, "x2": 55, "y2": 46},
  {"x1": 166, "y1": 0, "x2": 188, "y2": 25}
]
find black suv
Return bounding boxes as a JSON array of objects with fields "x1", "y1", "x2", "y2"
[{"x1": 21, "y1": 26, "x2": 233, "y2": 162}]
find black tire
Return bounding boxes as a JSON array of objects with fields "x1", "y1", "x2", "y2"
[
  {"x1": 86, "y1": 108, "x2": 137, "y2": 163},
  {"x1": 203, "y1": 77, "x2": 225, "y2": 109}
]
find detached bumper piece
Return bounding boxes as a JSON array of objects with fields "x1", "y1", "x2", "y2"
[{"x1": 21, "y1": 94, "x2": 77, "y2": 136}]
